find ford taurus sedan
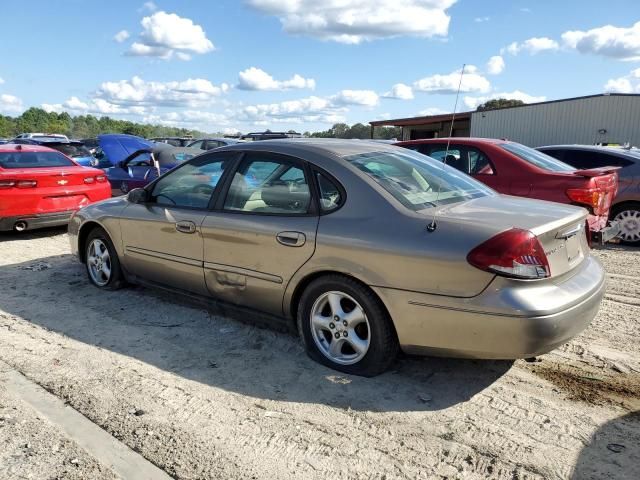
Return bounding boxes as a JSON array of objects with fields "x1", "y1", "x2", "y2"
[{"x1": 68, "y1": 140, "x2": 606, "y2": 376}]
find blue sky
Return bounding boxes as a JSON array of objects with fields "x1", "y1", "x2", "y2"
[{"x1": 0, "y1": 0, "x2": 639, "y2": 133}]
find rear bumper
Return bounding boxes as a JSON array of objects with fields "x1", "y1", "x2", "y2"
[
  {"x1": 590, "y1": 220, "x2": 621, "y2": 246},
  {"x1": 373, "y1": 255, "x2": 605, "y2": 359},
  {"x1": 0, "y1": 211, "x2": 74, "y2": 232}
]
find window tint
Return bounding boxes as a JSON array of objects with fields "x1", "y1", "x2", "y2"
[
  {"x1": 189, "y1": 140, "x2": 204, "y2": 150},
  {"x1": 51, "y1": 144, "x2": 92, "y2": 159},
  {"x1": 468, "y1": 148, "x2": 494, "y2": 174},
  {"x1": 501, "y1": 142, "x2": 575, "y2": 172},
  {"x1": 150, "y1": 154, "x2": 232, "y2": 209},
  {"x1": 205, "y1": 141, "x2": 221, "y2": 150},
  {"x1": 424, "y1": 145, "x2": 495, "y2": 175},
  {"x1": 0, "y1": 151, "x2": 75, "y2": 168},
  {"x1": 316, "y1": 172, "x2": 343, "y2": 212},
  {"x1": 223, "y1": 155, "x2": 311, "y2": 214},
  {"x1": 345, "y1": 149, "x2": 493, "y2": 210},
  {"x1": 561, "y1": 150, "x2": 633, "y2": 169}
]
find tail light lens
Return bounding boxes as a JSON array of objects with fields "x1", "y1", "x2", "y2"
[
  {"x1": 467, "y1": 228, "x2": 550, "y2": 279},
  {"x1": 84, "y1": 177, "x2": 96, "y2": 184},
  {"x1": 96, "y1": 175, "x2": 107, "y2": 183},
  {"x1": 566, "y1": 188, "x2": 610, "y2": 215},
  {"x1": 0, "y1": 179, "x2": 37, "y2": 189}
]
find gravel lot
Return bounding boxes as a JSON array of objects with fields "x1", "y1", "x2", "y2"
[{"x1": 0, "y1": 227, "x2": 638, "y2": 479}]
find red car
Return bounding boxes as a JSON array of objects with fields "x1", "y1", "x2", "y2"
[
  {"x1": 0, "y1": 144, "x2": 111, "y2": 232},
  {"x1": 396, "y1": 138, "x2": 619, "y2": 243}
]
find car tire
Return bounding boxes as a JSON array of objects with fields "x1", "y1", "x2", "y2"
[
  {"x1": 85, "y1": 227, "x2": 125, "y2": 290},
  {"x1": 297, "y1": 275, "x2": 399, "y2": 377},
  {"x1": 611, "y1": 202, "x2": 640, "y2": 245}
]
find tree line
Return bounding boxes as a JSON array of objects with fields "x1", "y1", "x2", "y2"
[{"x1": 305, "y1": 122, "x2": 401, "y2": 139}]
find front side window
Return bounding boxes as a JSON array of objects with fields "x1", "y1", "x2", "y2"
[
  {"x1": 150, "y1": 153, "x2": 233, "y2": 209},
  {"x1": 502, "y1": 142, "x2": 575, "y2": 172},
  {"x1": 223, "y1": 154, "x2": 311, "y2": 214},
  {"x1": 0, "y1": 151, "x2": 75, "y2": 168},
  {"x1": 345, "y1": 149, "x2": 493, "y2": 210}
]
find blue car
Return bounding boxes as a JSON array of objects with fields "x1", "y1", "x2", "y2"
[{"x1": 104, "y1": 144, "x2": 202, "y2": 196}]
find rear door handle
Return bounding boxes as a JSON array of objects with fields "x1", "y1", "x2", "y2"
[
  {"x1": 176, "y1": 221, "x2": 197, "y2": 234},
  {"x1": 276, "y1": 231, "x2": 306, "y2": 247}
]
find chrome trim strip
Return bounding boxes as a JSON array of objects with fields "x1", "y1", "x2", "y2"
[
  {"x1": 125, "y1": 246, "x2": 202, "y2": 268},
  {"x1": 203, "y1": 261, "x2": 283, "y2": 284}
]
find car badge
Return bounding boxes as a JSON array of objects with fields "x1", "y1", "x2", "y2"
[{"x1": 58, "y1": 179, "x2": 69, "y2": 185}]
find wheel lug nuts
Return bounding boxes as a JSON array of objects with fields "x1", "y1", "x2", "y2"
[
  {"x1": 343, "y1": 331, "x2": 348, "y2": 337},
  {"x1": 343, "y1": 320, "x2": 348, "y2": 327},
  {"x1": 334, "y1": 332, "x2": 340, "y2": 339},
  {"x1": 329, "y1": 323, "x2": 335, "y2": 329},
  {"x1": 334, "y1": 315, "x2": 339, "y2": 321}
]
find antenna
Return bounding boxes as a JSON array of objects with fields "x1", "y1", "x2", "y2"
[{"x1": 426, "y1": 63, "x2": 466, "y2": 233}]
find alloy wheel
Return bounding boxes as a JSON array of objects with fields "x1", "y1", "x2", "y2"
[
  {"x1": 87, "y1": 239, "x2": 112, "y2": 286},
  {"x1": 310, "y1": 291, "x2": 371, "y2": 365}
]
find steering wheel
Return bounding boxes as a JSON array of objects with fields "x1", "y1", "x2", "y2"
[{"x1": 192, "y1": 183, "x2": 215, "y2": 195}]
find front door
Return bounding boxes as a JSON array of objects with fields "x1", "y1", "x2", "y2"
[
  {"x1": 201, "y1": 152, "x2": 319, "y2": 315},
  {"x1": 119, "y1": 151, "x2": 237, "y2": 295}
]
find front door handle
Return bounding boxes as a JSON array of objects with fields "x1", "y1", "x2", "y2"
[
  {"x1": 176, "y1": 221, "x2": 197, "y2": 234},
  {"x1": 276, "y1": 231, "x2": 306, "y2": 247}
]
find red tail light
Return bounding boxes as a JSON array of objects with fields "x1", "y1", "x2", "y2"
[
  {"x1": 467, "y1": 228, "x2": 550, "y2": 279},
  {"x1": 84, "y1": 177, "x2": 96, "y2": 184},
  {"x1": 0, "y1": 179, "x2": 37, "y2": 188},
  {"x1": 96, "y1": 175, "x2": 107, "y2": 183},
  {"x1": 566, "y1": 188, "x2": 609, "y2": 215}
]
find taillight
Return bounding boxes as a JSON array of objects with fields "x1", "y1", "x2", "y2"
[
  {"x1": 84, "y1": 177, "x2": 95, "y2": 184},
  {"x1": 95, "y1": 175, "x2": 107, "y2": 183},
  {"x1": 0, "y1": 179, "x2": 37, "y2": 188},
  {"x1": 467, "y1": 228, "x2": 550, "y2": 279},
  {"x1": 566, "y1": 188, "x2": 608, "y2": 214}
]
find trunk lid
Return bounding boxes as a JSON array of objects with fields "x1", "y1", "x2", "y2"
[
  {"x1": 437, "y1": 194, "x2": 589, "y2": 278},
  {"x1": 6, "y1": 166, "x2": 100, "y2": 187}
]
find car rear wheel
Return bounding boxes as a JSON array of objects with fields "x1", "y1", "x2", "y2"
[
  {"x1": 85, "y1": 228, "x2": 125, "y2": 290},
  {"x1": 297, "y1": 275, "x2": 398, "y2": 377},
  {"x1": 612, "y1": 203, "x2": 640, "y2": 245}
]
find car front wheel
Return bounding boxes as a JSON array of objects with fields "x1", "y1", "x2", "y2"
[
  {"x1": 613, "y1": 202, "x2": 640, "y2": 245},
  {"x1": 297, "y1": 275, "x2": 398, "y2": 377},
  {"x1": 85, "y1": 227, "x2": 125, "y2": 290}
]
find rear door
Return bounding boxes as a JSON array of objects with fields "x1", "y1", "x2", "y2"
[
  {"x1": 422, "y1": 143, "x2": 502, "y2": 190},
  {"x1": 200, "y1": 151, "x2": 319, "y2": 315},
  {"x1": 119, "y1": 151, "x2": 238, "y2": 295}
]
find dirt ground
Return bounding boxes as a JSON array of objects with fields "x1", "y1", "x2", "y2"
[{"x1": 0, "y1": 227, "x2": 638, "y2": 480}]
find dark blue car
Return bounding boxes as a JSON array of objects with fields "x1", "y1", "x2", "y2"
[{"x1": 10, "y1": 138, "x2": 95, "y2": 166}]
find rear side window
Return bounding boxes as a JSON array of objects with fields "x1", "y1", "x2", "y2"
[
  {"x1": 0, "y1": 151, "x2": 75, "y2": 168},
  {"x1": 316, "y1": 172, "x2": 344, "y2": 212},
  {"x1": 51, "y1": 144, "x2": 92, "y2": 159},
  {"x1": 501, "y1": 142, "x2": 575, "y2": 172}
]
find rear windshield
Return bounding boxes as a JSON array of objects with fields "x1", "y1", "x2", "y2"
[
  {"x1": 50, "y1": 144, "x2": 92, "y2": 158},
  {"x1": 345, "y1": 149, "x2": 493, "y2": 210},
  {"x1": 0, "y1": 151, "x2": 75, "y2": 168},
  {"x1": 501, "y1": 142, "x2": 575, "y2": 172}
]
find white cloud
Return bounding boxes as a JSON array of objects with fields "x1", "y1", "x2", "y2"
[
  {"x1": 95, "y1": 76, "x2": 229, "y2": 108},
  {"x1": 247, "y1": 0, "x2": 457, "y2": 44},
  {"x1": 238, "y1": 94, "x2": 349, "y2": 125},
  {"x1": 383, "y1": 83, "x2": 414, "y2": 100},
  {"x1": 520, "y1": 7, "x2": 531, "y2": 13},
  {"x1": 42, "y1": 96, "x2": 148, "y2": 116},
  {"x1": 486, "y1": 55, "x2": 505, "y2": 75},
  {"x1": 463, "y1": 90, "x2": 546, "y2": 109},
  {"x1": 418, "y1": 107, "x2": 449, "y2": 116},
  {"x1": 504, "y1": 37, "x2": 559, "y2": 55},
  {"x1": 144, "y1": 110, "x2": 230, "y2": 128},
  {"x1": 604, "y1": 68, "x2": 640, "y2": 93},
  {"x1": 474, "y1": 16, "x2": 490, "y2": 23},
  {"x1": 126, "y1": 11, "x2": 214, "y2": 60},
  {"x1": 0, "y1": 94, "x2": 24, "y2": 114},
  {"x1": 414, "y1": 65, "x2": 491, "y2": 94},
  {"x1": 237, "y1": 67, "x2": 315, "y2": 91},
  {"x1": 0, "y1": 77, "x2": 4, "y2": 85},
  {"x1": 562, "y1": 21, "x2": 640, "y2": 61},
  {"x1": 113, "y1": 30, "x2": 130, "y2": 43},
  {"x1": 331, "y1": 90, "x2": 379, "y2": 107},
  {"x1": 140, "y1": 1, "x2": 157, "y2": 12}
]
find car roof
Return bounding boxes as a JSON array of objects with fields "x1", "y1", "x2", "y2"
[
  {"x1": 218, "y1": 138, "x2": 404, "y2": 159},
  {"x1": 537, "y1": 144, "x2": 640, "y2": 156},
  {"x1": 397, "y1": 137, "x2": 508, "y2": 145},
  {"x1": 0, "y1": 143, "x2": 57, "y2": 153}
]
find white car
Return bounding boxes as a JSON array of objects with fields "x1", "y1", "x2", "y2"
[{"x1": 14, "y1": 133, "x2": 69, "y2": 141}]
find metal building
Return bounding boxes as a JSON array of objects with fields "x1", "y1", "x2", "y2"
[{"x1": 370, "y1": 93, "x2": 640, "y2": 147}]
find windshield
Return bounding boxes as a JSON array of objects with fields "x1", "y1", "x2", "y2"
[
  {"x1": 502, "y1": 142, "x2": 575, "y2": 172},
  {"x1": 50, "y1": 144, "x2": 92, "y2": 158},
  {"x1": 0, "y1": 151, "x2": 76, "y2": 168},
  {"x1": 345, "y1": 149, "x2": 494, "y2": 210}
]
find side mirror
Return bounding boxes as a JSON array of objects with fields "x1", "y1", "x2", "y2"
[{"x1": 127, "y1": 188, "x2": 149, "y2": 204}]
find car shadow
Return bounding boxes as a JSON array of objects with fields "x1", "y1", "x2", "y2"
[
  {"x1": 0, "y1": 225, "x2": 68, "y2": 241},
  {"x1": 0, "y1": 253, "x2": 513, "y2": 413},
  {"x1": 571, "y1": 411, "x2": 640, "y2": 479}
]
